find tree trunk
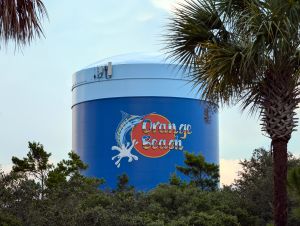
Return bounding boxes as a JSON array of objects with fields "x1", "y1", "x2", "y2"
[{"x1": 273, "y1": 139, "x2": 288, "y2": 226}]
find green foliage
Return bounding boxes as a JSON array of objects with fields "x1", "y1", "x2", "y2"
[
  {"x1": 116, "y1": 173, "x2": 132, "y2": 192},
  {"x1": 0, "y1": 171, "x2": 40, "y2": 224},
  {"x1": 12, "y1": 142, "x2": 53, "y2": 174},
  {"x1": 0, "y1": 211, "x2": 22, "y2": 226},
  {"x1": 186, "y1": 211, "x2": 239, "y2": 226},
  {"x1": 142, "y1": 184, "x2": 252, "y2": 225},
  {"x1": 11, "y1": 141, "x2": 53, "y2": 198},
  {"x1": 46, "y1": 151, "x2": 88, "y2": 189},
  {"x1": 169, "y1": 173, "x2": 182, "y2": 186},
  {"x1": 234, "y1": 148, "x2": 300, "y2": 225},
  {"x1": 288, "y1": 167, "x2": 300, "y2": 197},
  {"x1": 0, "y1": 141, "x2": 251, "y2": 226},
  {"x1": 176, "y1": 152, "x2": 219, "y2": 190},
  {"x1": 234, "y1": 148, "x2": 274, "y2": 224},
  {"x1": 288, "y1": 167, "x2": 300, "y2": 221},
  {"x1": 1, "y1": 142, "x2": 104, "y2": 226},
  {"x1": 3, "y1": 143, "x2": 300, "y2": 225}
]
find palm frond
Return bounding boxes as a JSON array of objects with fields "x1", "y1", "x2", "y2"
[
  {"x1": 164, "y1": 0, "x2": 228, "y2": 71},
  {"x1": 0, "y1": 0, "x2": 48, "y2": 47},
  {"x1": 191, "y1": 41, "x2": 263, "y2": 106}
]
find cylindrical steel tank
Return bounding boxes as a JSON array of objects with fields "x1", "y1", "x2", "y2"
[{"x1": 72, "y1": 53, "x2": 218, "y2": 190}]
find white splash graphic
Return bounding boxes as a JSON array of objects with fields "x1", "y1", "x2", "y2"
[
  {"x1": 111, "y1": 140, "x2": 139, "y2": 168},
  {"x1": 111, "y1": 112, "x2": 143, "y2": 168}
]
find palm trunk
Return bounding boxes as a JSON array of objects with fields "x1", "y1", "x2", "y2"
[
  {"x1": 260, "y1": 71, "x2": 298, "y2": 226},
  {"x1": 273, "y1": 139, "x2": 288, "y2": 226}
]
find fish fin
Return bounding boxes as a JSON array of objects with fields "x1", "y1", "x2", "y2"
[{"x1": 121, "y1": 111, "x2": 130, "y2": 119}]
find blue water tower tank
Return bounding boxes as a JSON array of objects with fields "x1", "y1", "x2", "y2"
[{"x1": 72, "y1": 53, "x2": 218, "y2": 190}]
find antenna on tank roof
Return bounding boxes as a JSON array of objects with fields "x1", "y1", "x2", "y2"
[
  {"x1": 107, "y1": 62, "x2": 112, "y2": 78},
  {"x1": 93, "y1": 62, "x2": 112, "y2": 80}
]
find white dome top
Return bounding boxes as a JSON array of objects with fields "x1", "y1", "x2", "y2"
[
  {"x1": 72, "y1": 53, "x2": 201, "y2": 107},
  {"x1": 85, "y1": 52, "x2": 174, "y2": 69}
]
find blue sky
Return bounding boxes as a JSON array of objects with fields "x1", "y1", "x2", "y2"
[{"x1": 0, "y1": 0, "x2": 299, "y2": 184}]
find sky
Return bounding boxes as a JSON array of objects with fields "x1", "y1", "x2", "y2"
[{"x1": 0, "y1": 0, "x2": 299, "y2": 185}]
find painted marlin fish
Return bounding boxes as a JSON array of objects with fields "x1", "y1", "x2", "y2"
[
  {"x1": 111, "y1": 111, "x2": 143, "y2": 168},
  {"x1": 115, "y1": 111, "x2": 143, "y2": 148}
]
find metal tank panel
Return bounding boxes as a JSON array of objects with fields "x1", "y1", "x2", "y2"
[{"x1": 72, "y1": 53, "x2": 219, "y2": 190}]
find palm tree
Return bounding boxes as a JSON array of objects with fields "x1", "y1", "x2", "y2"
[
  {"x1": 165, "y1": 0, "x2": 300, "y2": 225},
  {"x1": 0, "y1": 0, "x2": 47, "y2": 47}
]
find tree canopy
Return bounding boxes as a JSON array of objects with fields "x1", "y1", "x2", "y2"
[
  {"x1": 165, "y1": 1, "x2": 300, "y2": 224},
  {"x1": 4, "y1": 142, "x2": 300, "y2": 225},
  {"x1": 176, "y1": 151, "x2": 219, "y2": 191}
]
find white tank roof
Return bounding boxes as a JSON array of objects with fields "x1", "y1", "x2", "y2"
[
  {"x1": 72, "y1": 53, "x2": 201, "y2": 107},
  {"x1": 84, "y1": 52, "x2": 173, "y2": 69}
]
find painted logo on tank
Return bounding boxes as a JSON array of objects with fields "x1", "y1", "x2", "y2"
[{"x1": 111, "y1": 111, "x2": 192, "y2": 168}]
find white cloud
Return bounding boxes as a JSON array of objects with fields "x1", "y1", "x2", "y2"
[
  {"x1": 137, "y1": 13, "x2": 155, "y2": 22},
  {"x1": 220, "y1": 159, "x2": 241, "y2": 186},
  {"x1": 151, "y1": 0, "x2": 185, "y2": 12}
]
